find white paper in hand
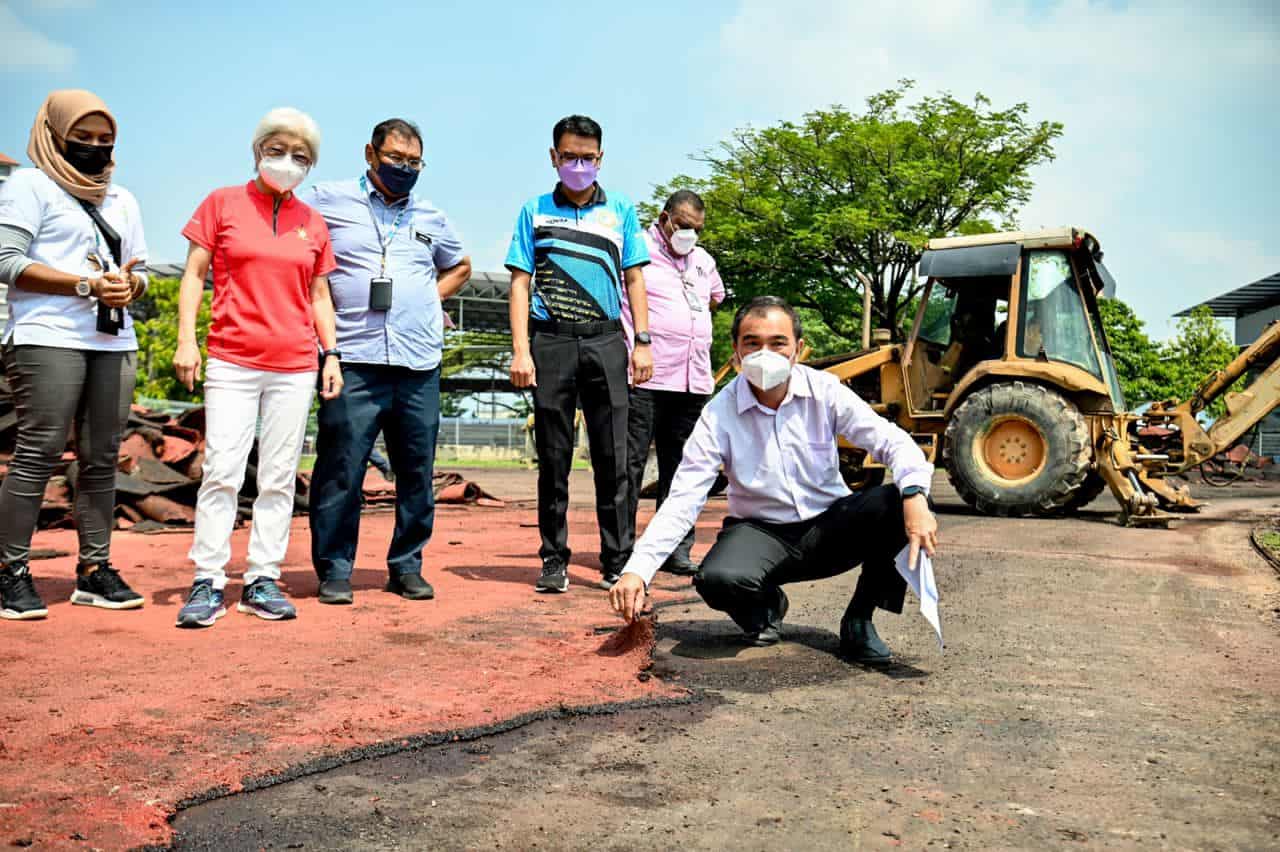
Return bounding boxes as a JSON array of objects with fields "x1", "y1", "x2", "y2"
[{"x1": 895, "y1": 546, "x2": 943, "y2": 649}]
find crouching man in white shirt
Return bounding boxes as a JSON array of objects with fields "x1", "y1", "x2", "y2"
[{"x1": 610, "y1": 296, "x2": 939, "y2": 663}]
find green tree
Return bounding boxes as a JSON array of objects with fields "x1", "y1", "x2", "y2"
[
  {"x1": 1162, "y1": 306, "x2": 1240, "y2": 418},
  {"x1": 132, "y1": 276, "x2": 210, "y2": 403},
  {"x1": 1098, "y1": 298, "x2": 1168, "y2": 405},
  {"x1": 647, "y1": 81, "x2": 1063, "y2": 341}
]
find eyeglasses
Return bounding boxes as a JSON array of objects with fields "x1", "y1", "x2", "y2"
[
  {"x1": 557, "y1": 153, "x2": 600, "y2": 167},
  {"x1": 262, "y1": 145, "x2": 313, "y2": 169},
  {"x1": 377, "y1": 149, "x2": 425, "y2": 171}
]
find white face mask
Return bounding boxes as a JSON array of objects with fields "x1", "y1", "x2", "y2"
[
  {"x1": 739, "y1": 348, "x2": 793, "y2": 391},
  {"x1": 258, "y1": 154, "x2": 309, "y2": 193},
  {"x1": 669, "y1": 227, "x2": 698, "y2": 256}
]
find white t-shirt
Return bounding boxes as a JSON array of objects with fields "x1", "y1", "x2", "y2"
[{"x1": 0, "y1": 167, "x2": 148, "y2": 351}]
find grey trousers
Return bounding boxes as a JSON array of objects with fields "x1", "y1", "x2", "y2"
[{"x1": 0, "y1": 344, "x2": 136, "y2": 567}]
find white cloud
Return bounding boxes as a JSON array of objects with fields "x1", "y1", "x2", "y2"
[
  {"x1": 0, "y1": 3, "x2": 76, "y2": 71},
  {"x1": 711, "y1": 0, "x2": 1279, "y2": 337}
]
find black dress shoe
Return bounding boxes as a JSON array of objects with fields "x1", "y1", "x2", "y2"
[
  {"x1": 318, "y1": 578, "x2": 353, "y2": 605},
  {"x1": 744, "y1": 588, "x2": 789, "y2": 646},
  {"x1": 840, "y1": 616, "x2": 892, "y2": 664},
  {"x1": 387, "y1": 572, "x2": 435, "y2": 600}
]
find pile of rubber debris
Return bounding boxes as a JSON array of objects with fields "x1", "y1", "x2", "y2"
[{"x1": 0, "y1": 376, "x2": 502, "y2": 533}]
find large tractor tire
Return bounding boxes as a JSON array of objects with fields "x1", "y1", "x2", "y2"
[{"x1": 943, "y1": 382, "x2": 1091, "y2": 517}]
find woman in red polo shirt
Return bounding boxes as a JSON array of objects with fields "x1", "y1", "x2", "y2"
[{"x1": 171, "y1": 107, "x2": 343, "y2": 629}]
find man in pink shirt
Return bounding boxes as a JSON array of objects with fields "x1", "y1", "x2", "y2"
[{"x1": 622, "y1": 190, "x2": 725, "y2": 576}]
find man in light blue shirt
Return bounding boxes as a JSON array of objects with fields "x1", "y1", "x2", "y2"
[{"x1": 305, "y1": 118, "x2": 471, "y2": 605}]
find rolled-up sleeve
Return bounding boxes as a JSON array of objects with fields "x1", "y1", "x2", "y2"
[
  {"x1": 831, "y1": 384, "x2": 934, "y2": 493},
  {"x1": 0, "y1": 223, "x2": 35, "y2": 286},
  {"x1": 623, "y1": 407, "x2": 725, "y2": 585}
]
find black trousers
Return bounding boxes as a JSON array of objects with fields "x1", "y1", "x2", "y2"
[
  {"x1": 693, "y1": 486, "x2": 909, "y2": 634},
  {"x1": 625, "y1": 387, "x2": 709, "y2": 563},
  {"x1": 530, "y1": 325, "x2": 630, "y2": 572}
]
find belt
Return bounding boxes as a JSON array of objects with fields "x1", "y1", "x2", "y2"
[{"x1": 530, "y1": 318, "x2": 622, "y2": 338}]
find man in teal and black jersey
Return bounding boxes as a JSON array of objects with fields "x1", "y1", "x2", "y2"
[{"x1": 505, "y1": 114, "x2": 653, "y2": 595}]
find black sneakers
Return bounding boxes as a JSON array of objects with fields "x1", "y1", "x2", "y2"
[
  {"x1": 535, "y1": 563, "x2": 569, "y2": 593},
  {"x1": 70, "y1": 564, "x2": 144, "y2": 610},
  {"x1": 0, "y1": 563, "x2": 48, "y2": 621}
]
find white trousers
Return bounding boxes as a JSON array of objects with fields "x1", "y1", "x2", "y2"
[{"x1": 189, "y1": 358, "x2": 316, "y2": 589}]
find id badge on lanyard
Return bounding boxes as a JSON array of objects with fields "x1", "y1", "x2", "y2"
[
  {"x1": 361, "y1": 177, "x2": 409, "y2": 311},
  {"x1": 681, "y1": 269, "x2": 703, "y2": 312}
]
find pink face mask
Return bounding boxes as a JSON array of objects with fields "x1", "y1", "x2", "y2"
[{"x1": 557, "y1": 159, "x2": 598, "y2": 192}]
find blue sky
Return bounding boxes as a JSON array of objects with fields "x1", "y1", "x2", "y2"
[{"x1": 1, "y1": 0, "x2": 1276, "y2": 340}]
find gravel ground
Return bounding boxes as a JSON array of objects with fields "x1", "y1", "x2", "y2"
[{"x1": 172, "y1": 472, "x2": 1280, "y2": 851}]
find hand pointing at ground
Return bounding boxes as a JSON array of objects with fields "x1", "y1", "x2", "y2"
[{"x1": 610, "y1": 573, "x2": 646, "y2": 623}]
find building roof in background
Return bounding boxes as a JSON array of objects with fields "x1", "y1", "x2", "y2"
[
  {"x1": 1176, "y1": 272, "x2": 1280, "y2": 318},
  {"x1": 0, "y1": 152, "x2": 18, "y2": 167}
]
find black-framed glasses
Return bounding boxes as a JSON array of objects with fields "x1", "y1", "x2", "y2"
[
  {"x1": 262, "y1": 145, "x2": 313, "y2": 168},
  {"x1": 377, "y1": 149, "x2": 425, "y2": 171},
  {"x1": 557, "y1": 153, "x2": 600, "y2": 167}
]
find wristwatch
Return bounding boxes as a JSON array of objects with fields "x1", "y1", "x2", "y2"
[
  {"x1": 634, "y1": 331, "x2": 652, "y2": 346},
  {"x1": 75, "y1": 277, "x2": 92, "y2": 298},
  {"x1": 901, "y1": 485, "x2": 927, "y2": 500},
  {"x1": 322, "y1": 348, "x2": 342, "y2": 361}
]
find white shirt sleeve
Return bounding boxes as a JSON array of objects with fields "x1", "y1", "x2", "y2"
[
  {"x1": 622, "y1": 407, "x2": 726, "y2": 585},
  {"x1": 0, "y1": 169, "x2": 46, "y2": 236},
  {"x1": 830, "y1": 381, "x2": 934, "y2": 493}
]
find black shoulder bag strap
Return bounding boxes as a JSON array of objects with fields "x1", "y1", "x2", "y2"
[{"x1": 76, "y1": 197, "x2": 124, "y2": 335}]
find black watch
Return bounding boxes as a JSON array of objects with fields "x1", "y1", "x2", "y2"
[
  {"x1": 901, "y1": 485, "x2": 927, "y2": 500},
  {"x1": 634, "y1": 331, "x2": 652, "y2": 345},
  {"x1": 322, "y1": 348, "x2": 342, "y2": 361}
]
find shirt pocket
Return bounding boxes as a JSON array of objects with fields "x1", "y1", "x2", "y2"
[{"x1": 796, "y1": 440, "x2": 839, "y2": 486}]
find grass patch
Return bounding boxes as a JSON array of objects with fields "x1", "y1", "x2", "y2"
[{"x1": 1256, "y1": 529, "x2": 1280, "y2": 552}]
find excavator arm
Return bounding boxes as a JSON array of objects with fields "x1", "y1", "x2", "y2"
[
  {"x1": 1187, "y1": 320, "x2": 1280, "y2": 453},
  {"x1": 1096, "y1": 320, "x2": 1280, "y2": 525}
]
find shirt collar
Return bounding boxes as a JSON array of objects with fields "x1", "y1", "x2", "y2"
[
  {"x1": 246, "y1": 179, "x2": 295, "y2": 207},
  {"x1": 552, "y1": 181, "x2": 607, "y2": 209},
  {"x1": 734, "y1": 364, "x2": 811, "y2": 414}
]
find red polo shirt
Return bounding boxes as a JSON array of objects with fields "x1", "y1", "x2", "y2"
[{"x1": 182, "y1": 181, "x2": 336, "y2": 373}]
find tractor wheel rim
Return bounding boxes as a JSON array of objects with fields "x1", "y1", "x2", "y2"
[{"x1": 980, "y1": 417, "x2": 1048, "y2": 484}]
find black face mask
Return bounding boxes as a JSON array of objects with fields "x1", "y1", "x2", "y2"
[
  {"x1": 374, "y1": 160, "x2": 419, "y2": 197},
  {"x1": 63, "y1": 140, "x2": 113, "y2": 176}
]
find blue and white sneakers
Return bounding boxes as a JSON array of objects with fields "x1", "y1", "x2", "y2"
[
  {"x1": 176, "y1": 579, "x2": 225, "y2": 629},
  {"x1": 237, "y1": 578, "x2": 297, "y2": 621}
]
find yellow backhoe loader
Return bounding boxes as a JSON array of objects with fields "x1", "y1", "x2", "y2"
[{"x1": 809, "y1": 227, "x2": 1280, "y2": 525}]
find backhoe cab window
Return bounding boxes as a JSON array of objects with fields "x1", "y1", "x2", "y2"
[
  {"x1": 1018, "y1": 250, "x2": 1102, "y2": 376},
  {"x1": 917, "y1": 285, "x2": 959, "y2": 346}
]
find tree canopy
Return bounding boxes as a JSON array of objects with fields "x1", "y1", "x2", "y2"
[{"x1": 647, "y1": 80, "x2": 1063, "y2": 342}]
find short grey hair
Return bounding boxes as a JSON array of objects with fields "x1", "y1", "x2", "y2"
[{"x1": 252, "y1": 107, "x2": 321, "y2": 164}]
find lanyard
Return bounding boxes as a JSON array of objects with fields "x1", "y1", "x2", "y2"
[{"x1": 360, "y1": 176, "x2": 410, "y2": 275}]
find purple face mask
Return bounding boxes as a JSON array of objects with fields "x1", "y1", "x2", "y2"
[{"x1": 557, "y1": 159, "x2": 598, "y2": 192}]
